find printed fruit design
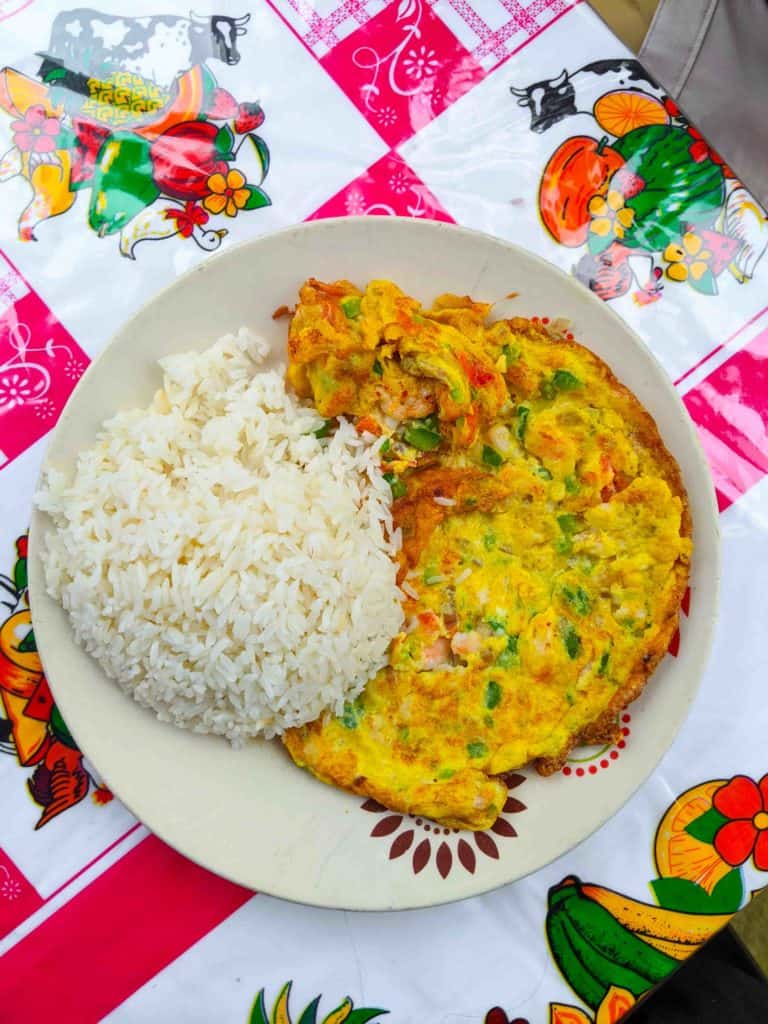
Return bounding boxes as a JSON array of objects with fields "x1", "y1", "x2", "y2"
[
  {"x1": 593, "y1": 91, "x2": 668, "y2": 137},
  {"x1": 654, "y1": 779, "x2": 733, "y2": 893},
  {"x1": 545, "y1": 875, "x2": 730, "y2": 1009},
  {"x1": 70, "y1": 116, "x2": 111, "y2": 187},
  {"x1": 248, "y1": 981, "x2": 387, "y2": 1024},
  {"x1": 88, "y1": 132, "x2": 159, "y2": 236},
  {"x1": 539, "y1": 136, "x2": 624, "y2": 247},
  {"x1": 235, "y1": 101, "x2": 265, "y2": 135},
  {"x1": 611, "y1": 125, "x2": 725, "y2": 251},
  {"x1": 579, "y1": 882, "x2": 730, "y2": 959},
  {"x1": 149, "y1": 120, "x2": 228, "y2": 200},
  {"x1": 135, "y1": 65, "x2": 215, "y2": 141}
]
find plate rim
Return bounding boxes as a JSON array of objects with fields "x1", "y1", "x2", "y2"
[{"x1": 28, "y1": 216, "x2": 721, "y2": 910}]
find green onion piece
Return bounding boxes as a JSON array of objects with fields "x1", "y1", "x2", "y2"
[
  {"x1": 437, "y1": 768, "x2": 455, "y2": 780},
  {"x1": 598, "y1": 650, "x2": 610, "y2": 676},
  {"x1": 557, "y1": 514, "x2": 579, "y2": 534},
  {"x1": 466, "y1": 741, "x2": 487, "y2": 759},
  {"x1": 372, "y1": 358, "x2": 383, "y2": 376},
  {"x1": 340, "y1": 296, "x2": 362, "y2": 318},
  {"x1": 482, "y1": 445, "x2": 503, "y2": 467},
  {"x1": 496, "y1": 634, "x2": 519, "y2": 668},
  {"x1": 562, "y1": 622, "x2": 581, "y2": 659},
  {"x1": 483, "y1": 533, "x2": 496, "y2": 550},
  {"x1": 536, "y1": 466, "x2": 553, "y2": 480},
  {"x1": 403, "y1": 421, "x2": 442, "y2": 451},
  {"x1": 563, "y1": 585, "x2": 590, "y2": 616},
  {"x1": 552, "y1": 369, "x2": 582, "y2": 391},
  {"x1": 380, "y1": 437, "x2": 391, "y2": 454},
  {"x1": 384, "y1": 472, "x2": 406, "y2": 499},
  {"x1": 314, "y1": 418, "x2": 336, "y2": 438},
  {"x1": 485, "y1": 680, "x2": 502, "y2": 710},
  {"x1": 516, "y1": 405, "x2": 530, "y2": 442},
  {"x1": 565, "y1": 474, "x2": 580, "y2": 493},
  {"x1": 340, "y1": 698, "x2": 364, "y2": 729}
]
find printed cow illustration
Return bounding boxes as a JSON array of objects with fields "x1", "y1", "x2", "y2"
[
  {"x1": 511, "y1": 59, "x2": 666, "y2": 133},
  {"x1": 38, "y1": 9, "x2": 250, "y2": 90}
]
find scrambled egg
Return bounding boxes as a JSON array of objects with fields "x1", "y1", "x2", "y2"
[{"x1": 282, "y1": 279, "x2": 692, "y2": 829}]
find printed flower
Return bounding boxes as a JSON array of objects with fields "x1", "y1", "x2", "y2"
[
  {"x1": 588, "y1": 190, "x2": 635, "y2": 241},
  {"x1": 389, "y1": 169, "x2": 409, "y2": 194},
  {"x1": 363, "y1": 773, "x2": 526, "y2": 878},
  {"x1": 713, "y1": 774, "x2": 768, "y2": 870},
  {"x1": 663, "y1": 232, "x2": 712, "y2": 283},
  {"x1": 402, "y1": 45, "x2": 439, "y2": 80},
  {"x1": 11, "y1": 105, "x2": 60, "y2": 154},
  {"x1": 547, "y1": 985, "x2": 636, "y2": 1024},
  {"x1": 32, "y1": 398, "x2": 57, "y2": 420},
  {"x1": 16, "y1": 535, "x2": 28, "y2": 560},
  {"x1": 203, "y1": 169, "x2": 250, "y2": 217},
  {"x1": 0, "y1": 371, "x2": 35, "y2": 411},
  {"x1": 92, "y1": 784, "x2": 114, "y2": 805},
  {"x1": 377, "y1": 106, "x2": 398, "y2": 128},
  {"x1": 64, "y1": 357, "x2": 86, "y2": 381},
  {"x1": 345, "y1": 190, "x2": 366, "y2": 216},
  {"x1": 0, "y1": 875, "x2": 22, "y2": 901},
  {"x1": 163, "y1": 201, "x2": 209, "y2": 238}
]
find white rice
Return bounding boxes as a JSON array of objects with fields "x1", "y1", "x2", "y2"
[{"x1": 35, "y1": 328, "x2": 403, "y2": 742}]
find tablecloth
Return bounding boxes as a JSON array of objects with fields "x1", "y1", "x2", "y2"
[{"x1": 1, "y1": 2, "x2": 767, "y2": 1022}]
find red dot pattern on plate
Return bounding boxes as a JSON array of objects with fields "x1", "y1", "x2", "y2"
[{"x1": 560, "y1": 714, "x2": 631, "y2": 777}]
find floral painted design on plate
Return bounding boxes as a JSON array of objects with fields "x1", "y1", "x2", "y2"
[{"x1": 361, "y1": 772, "x2": 527, "y2": 878}]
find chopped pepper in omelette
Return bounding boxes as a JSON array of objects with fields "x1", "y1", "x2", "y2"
[{"x1": 283, "y1": 279, "x2": 691, "y2": 830}]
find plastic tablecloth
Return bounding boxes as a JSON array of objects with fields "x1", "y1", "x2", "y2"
[{"x1": 1, "y1": 2, "x2": 767, "y2": 1022}]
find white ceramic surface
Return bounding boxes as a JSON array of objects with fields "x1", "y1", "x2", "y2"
[{"x1": 28, "y1": 218, "x2": 719, "y2": 910}]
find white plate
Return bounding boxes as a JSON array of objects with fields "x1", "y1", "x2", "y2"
[{"x1": 29, "y1": 218, "x2": 719, "y2": 910}]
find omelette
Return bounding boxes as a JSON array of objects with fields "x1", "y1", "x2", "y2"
[{"x1": 282, "y1": 279, "x2": 692, "y2": 830}]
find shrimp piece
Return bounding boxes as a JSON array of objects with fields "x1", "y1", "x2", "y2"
[
  {"x1": 420, "y1": 636, "x2": 452, "y2": 670},
  {"x1": 450, "y1": 631, "x2": 482, "y2": 657}
]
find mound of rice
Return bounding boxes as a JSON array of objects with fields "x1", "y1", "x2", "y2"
[{"x1": 36, "y1": 328, "x2": 403, "y2": 742}]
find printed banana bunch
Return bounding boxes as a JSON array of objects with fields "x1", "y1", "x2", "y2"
[
  {"x1": 546, "y1": 876, "x2": 730, "y2": 1010},
  {"x1": 580, "y1": 881, "x2": 731, "y2": 958}
]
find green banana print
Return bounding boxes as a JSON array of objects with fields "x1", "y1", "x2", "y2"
[{"x1": 546, "y1": 877, "x2": 678, "y2": 1009}]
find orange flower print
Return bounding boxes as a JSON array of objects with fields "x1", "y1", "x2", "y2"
[
  {"x1": 549, "y1": 985, "x2": 636, "y2": 1024},
  {"x1": 203, "y1": 169, "x2": 250, "y2": 218},
  {"x1": 92, "y1": 785, "x2": 114, "y2": 806}
]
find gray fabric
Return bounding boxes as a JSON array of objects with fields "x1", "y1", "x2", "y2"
[{"x1": 639, "y1": 0, "x2": 768, "y2": 207}]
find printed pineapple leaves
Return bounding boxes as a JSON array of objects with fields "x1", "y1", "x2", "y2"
[{"x1": 248, "y1": 983, "x2": 387, "y2": 1024}]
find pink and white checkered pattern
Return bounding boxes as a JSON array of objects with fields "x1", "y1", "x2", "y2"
[
  {"x1": 435, "y1": 0, "x2": 577, "y2": 67},
  {"x1": 269, "y1": 0, "x2": 389, "y2": 58},
  {"x1": 271, "y1": 0, "x2": 578, "y2": 68}
]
